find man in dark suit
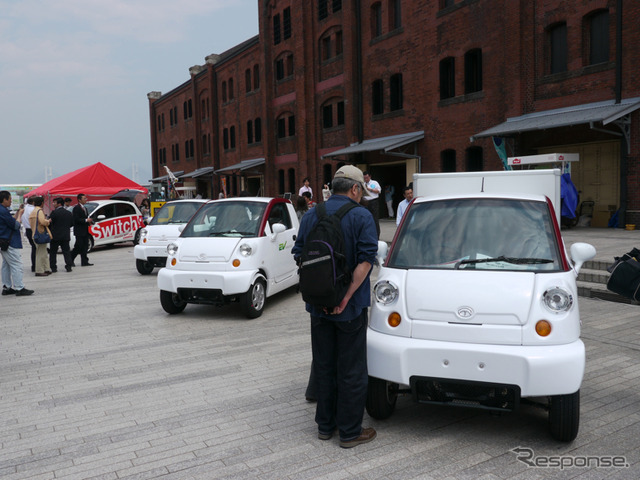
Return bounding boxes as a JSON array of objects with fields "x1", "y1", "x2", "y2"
[
  {"x1": 49, "y1": 197, "x2": 74, "y2": 272},
  {"x1": 71, "y1": 193, "x2": 94, "y2": 266}
]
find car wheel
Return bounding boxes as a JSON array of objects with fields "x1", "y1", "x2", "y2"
[
  {"x1": 366, "y1": 376, "x2": 398, "y2": 420},
  {"x1": 548, "y1": 390, "x2": 580, "y2": 442},
  {"x1": 136, "y1": 259, "x2": 154, "y2": 275},
  {"x1": 160, "y1": 290, "x2": 187, "y2": 314},
  {"x1": 240, "y1": 277, "x2": 266, "y2": 319},
  {"x1": 133, "y1": 228, "x2": 142, "y2": 245},
  {"x1": 87, "y1": 236, "x2": 95, "y2": 253}
]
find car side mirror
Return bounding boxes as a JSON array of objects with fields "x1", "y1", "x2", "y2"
[
  {"x1": 178, "y1": 225, "x2": 185, "y2": 232},
  {"x1": 269, "y1": 222, "x2": 287, "y2": 241},
  {"x1": 570, "y1": 242, "x2": 596, "y2": 273},
  {"x1": 377, "y1": 240, "x2": 389, "y2": 266}
]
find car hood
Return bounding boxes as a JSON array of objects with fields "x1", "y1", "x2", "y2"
[
  {"x1": 406, "y1": 269, "x2": 535, "y2": 327},
  {"x1": 145, "y1": 224, "x2": 184, "y2": 241},
  {"x1": 177, "y1": 237, "x2": 242, "y2": 263}
]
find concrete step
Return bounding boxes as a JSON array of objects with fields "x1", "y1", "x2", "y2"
[
  {"x1": 577, "y1": 279, "x2": 638, "y2": 305},
  {"x1": 577, "y1": 268, "x2": 609, "y2": 285},
  {"x1": 583, "y1": 259, "x2": 613, "y2": 271}
]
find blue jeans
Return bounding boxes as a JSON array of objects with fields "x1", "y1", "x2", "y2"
[
  {"x1": 1, "y1": 246, "x2": 25, "y2": 290},
  {"x1": 310, "y1": 309, "x2": 368, "y2": 441}
]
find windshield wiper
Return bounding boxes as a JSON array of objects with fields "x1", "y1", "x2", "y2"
[
  {"x1": 455, "y1": 256, "x2": 553, "y2": 269},
  {"x1": 209, "y1": 230, "x2": 254, "y2": 236}
]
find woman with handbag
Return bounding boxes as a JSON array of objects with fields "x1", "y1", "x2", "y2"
[{"x1": 28, "y1": 196, "x2": 52, "y2": 276}]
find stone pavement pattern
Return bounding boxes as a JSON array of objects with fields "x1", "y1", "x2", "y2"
[{"x1": 1, "y1": 234, "x2": 640, "y2": 479}]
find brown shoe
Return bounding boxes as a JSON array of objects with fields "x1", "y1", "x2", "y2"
[
  {"x1": 339, "y1": 427, "x2": 377, "y2": 448},
  {"x1": 35, "y1": 273, "x2": 48, "y2": 277}
]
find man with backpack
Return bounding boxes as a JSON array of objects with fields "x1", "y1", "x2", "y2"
[{"x1": 293, "y1": 165, "x2": 378, "y2": 448}]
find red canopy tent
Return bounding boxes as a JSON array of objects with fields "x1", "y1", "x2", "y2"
[{"x1": 25, "y1": 163, "x2": 147, "y2": 210}]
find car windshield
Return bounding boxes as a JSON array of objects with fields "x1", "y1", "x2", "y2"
[
  {"x1": 85, "y1": 202, "x2": 98, "y2": 215},
  {"x1": 181, "y1": 201, "x2": 267, "y2": 238},
  {"x1": 387, "y1": 198, "x2": 562, "y2": 272},
  {"x1": 149, "y1": 201, "x2": 203, "y2": 225}
]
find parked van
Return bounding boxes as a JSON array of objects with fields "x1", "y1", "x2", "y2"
[{"x1": 367, "y1": 169, "x2": 596, "y2": 441}]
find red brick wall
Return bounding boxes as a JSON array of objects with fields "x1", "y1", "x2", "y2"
[{"x1": 148, "y1": 0, "x2": 640, "y2": 205}]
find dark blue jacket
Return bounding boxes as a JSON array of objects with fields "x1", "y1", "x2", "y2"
[
  {"x1": 293, "y1": 194, "x2": 378, "y2": 321},
  {"x1": 0, "y1": 205, "x2": 23, "y2": 248}
]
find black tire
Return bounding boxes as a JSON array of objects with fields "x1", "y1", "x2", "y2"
[
  {"x1": 549, "y1": 390, "x2": 580, "y2": 442},
  {"x1": 160, "y1": 290, "x2": 187, "y2": 314},
  {"x1": 240, "y1": 277, "x2": 266, "y2": 318},
  {"x1": 87, "y1": 236, "x2": 95, "y2": 253},
  {"x1": 136, "y1": 259, "x2": 154, "y2": 275},
  {"x1": 133, "y1": 228, "x2": 142, "y2": 245},
  {"x1": 366, "y1": 376, "x2": 398, "y2": 420}
]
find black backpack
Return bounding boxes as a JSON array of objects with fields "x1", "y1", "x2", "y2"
[
  {"x1": 607, "y1": 247, "x2": 640, "y2": 301},
  {"x1": 298, "y1": 202, "x2": 359, "y2": 309}
]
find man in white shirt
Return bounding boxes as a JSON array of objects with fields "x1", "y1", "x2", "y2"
[
  {"x1": 298, "y1": 177, "x2": 313, "y2": 199},
  {"x1": 396, "y1": 186, "x2": 413, "y2": 226},
  {"x1": 363, "y1": 171, "x2": 381, "y2": 238},
  {"x1": 20, "y1": 196, "x2": 36, "y2": 272}
]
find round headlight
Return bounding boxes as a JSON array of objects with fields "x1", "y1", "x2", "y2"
[
  {"x1": 239, "y1": 243, "x2": 253, "y2": 257},
  {"x1": 140, "y1": 228, "x2": 148, "y2": 239},
  {"x1": 543, "y1": 287, "x2": 573, "y2": 312},
  {"x1": 374, "y1": 281, "x2": 399, "y2": 305},
  {"x1": 166, "y1": 243, "x2": 178, "y2": 256}
]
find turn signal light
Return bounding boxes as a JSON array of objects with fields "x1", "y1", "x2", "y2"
[
  {"x1": 171, "y1": 258, "x2": 177, "y2": 266},
  {"x1": 535, "y1": 320, "x2": 552, "y2": 337},
  {"x1": 388, "y1": 312, "x2": 401, "y2": 328},
  {"x1": 232, "y1": 259, "x2": 241, "y2": 267}
]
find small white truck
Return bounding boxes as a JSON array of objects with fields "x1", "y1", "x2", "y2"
[{"x1": 368, "y1": 169, "x2": 596, "y2": 441}]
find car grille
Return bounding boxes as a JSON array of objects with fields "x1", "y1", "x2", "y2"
[
  {"x1": 410, "y1": 376, "x2": 520, "y2": 412},
  {"x1": 177, "y1": 288, "x2": 225, "y2": 306}
]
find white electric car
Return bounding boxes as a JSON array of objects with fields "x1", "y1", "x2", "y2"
[
  {"x1": 157, "y1": 197, "x2": 299, "y2": 318},
  {"x1": 133, "y1": 199, "x2": 207, "y2": 274}
]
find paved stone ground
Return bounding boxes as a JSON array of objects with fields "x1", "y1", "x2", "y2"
[{"x1": 1, "y1": 236, "x2": 639, "y2": 479}]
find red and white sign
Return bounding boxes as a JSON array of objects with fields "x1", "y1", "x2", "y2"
[{"x1": 90, "y1": 215, "x2": 145, "y2": 240}]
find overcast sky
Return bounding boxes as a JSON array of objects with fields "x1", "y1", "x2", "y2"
[{"x1": 0, "y1": 0, "x2": 258, "y2": 186}]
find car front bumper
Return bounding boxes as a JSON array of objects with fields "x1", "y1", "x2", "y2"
[
  {"x1": 367, "y1": 328, "x2": 585, "y2": 397},
  {"x1": 134, "y1": 244, "x2": 168, "y2": 262},
  {"x1": 157, "y1": 266, "x2": 256, "y2": 296}
]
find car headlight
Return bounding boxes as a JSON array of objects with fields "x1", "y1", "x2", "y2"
[
  {"x1": 374, "y1": 280, "x2": 399, "y2": 305},
  {"x1": 166, "y1": 243, "x2": 178, "y2": 256},
  {"x1": 542, "y1": 287, "x2": 573, "y2": 313},
  {"x1": 239, "y1": 243, "x2": 253, "y2": 257},
  {"x1": 140, "y1": 228, "x2": 148, "y2": 238}
]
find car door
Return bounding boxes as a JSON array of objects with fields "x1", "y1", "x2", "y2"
[
  {"x1": 114, "y1": 202, "x2": 140, "y2": 241},
  {"x1": 89, "y1": 203, "x2": 118, "y2": 246},
  {"x1": 264, "y1": 202, "x2": 297, "y2": 283}
]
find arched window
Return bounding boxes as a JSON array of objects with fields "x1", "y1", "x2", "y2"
[
  {"x1": 466, "y1": 147, "x2": 483, "y2": 172},
  {"x1": 439, "y1": 57, "x2": 455, "y2": 99},
  {"x1": 587, "y1": 10, "x2": 609, "y2": 65},
  {"x1": 390, "y1": 73, "x2": 403, "y2": 111},
  {"x1": 441, "y1": 149, "x2": 456, "y2": 172},
  {"x1": 548, "y1": 22, "x2": 567, "y2": 74},
  {"x1": 464, "y1": 49, "x2": 482, "y2": 94},
  {"x1": 288, "y1": 168, "x2": 296, "y2": 194},
  {"x1": 245, "y1": 69, "x2": 251, "y2": 93}
]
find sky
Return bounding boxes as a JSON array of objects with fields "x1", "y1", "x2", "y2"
[{"x1": 0, "y1": 0, "x2": 259, "y2": 187}]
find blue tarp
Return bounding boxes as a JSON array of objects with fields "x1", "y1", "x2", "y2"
[{"x1": 560, "y1": 173, "x2": 578, "y2": 219}]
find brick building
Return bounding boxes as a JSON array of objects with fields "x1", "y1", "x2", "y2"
[{"x1": 148, "y1": 0, "x2": 640, "y2": 225}]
